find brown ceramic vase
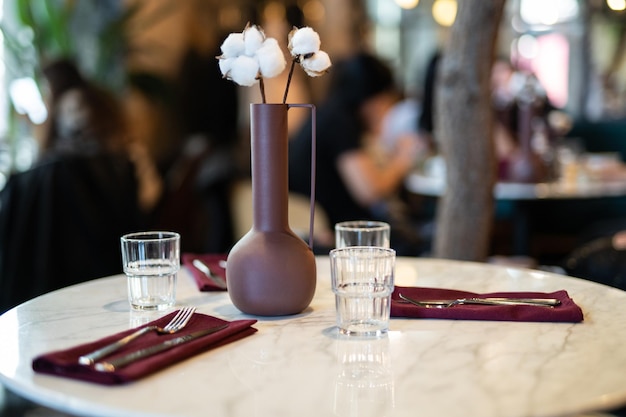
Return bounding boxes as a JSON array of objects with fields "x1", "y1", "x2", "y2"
[{"x1": 226, "y1": 104, "x2": 317, "y2": 316}]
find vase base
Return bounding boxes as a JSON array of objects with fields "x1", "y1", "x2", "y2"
[{"x1": 226, "y1": 231, "x2": 317, "y2": 316}]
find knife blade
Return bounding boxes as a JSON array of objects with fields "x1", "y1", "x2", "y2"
[
  {"x1": 94, "y1": 324, "x2": 229, "y2": 372},
  {"x1": 192, "y1": 259, "x2": 228, "y2": 289}
]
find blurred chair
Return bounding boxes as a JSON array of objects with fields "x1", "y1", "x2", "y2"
[
  {"x1": 562, "y1": 229, "x2": 626, "y2": 291},
  {"x1": 0, "y1": 153, "x2": 144, "y2": 313},
  {"x1": 152, "y1": 138, "x2": 238, "y2": 254}
]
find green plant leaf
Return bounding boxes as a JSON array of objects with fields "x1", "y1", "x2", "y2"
[{"x1": 42, "y1": 0, "x2": 75, "y2": 57}]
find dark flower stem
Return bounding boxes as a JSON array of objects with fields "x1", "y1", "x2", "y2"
[
  {"x1": 259, "y1": 77, "x2": 266, "y2": 103},
  {"x1": 282, "y1": 58, "x2": 297, "y2": 104}
]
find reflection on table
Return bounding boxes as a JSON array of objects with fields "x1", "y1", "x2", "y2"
[{"x1": 2, "y1": 256, "x2": 626, "y2": 417}]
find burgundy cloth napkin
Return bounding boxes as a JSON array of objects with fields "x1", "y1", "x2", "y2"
[
  {"x1": 391, "y1": 286, "x2": 584, "y2": 322},
  {"x1": 182, "y1": 253, "x2": 228, "y2": 291},
  {"x1": 32, "y1": 311, "x2": 257, "y2": 385}
]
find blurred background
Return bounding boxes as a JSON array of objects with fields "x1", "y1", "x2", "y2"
[
  {"x1": 1, "y1": 1, "x2": 626, "y2": 414},
  {"x1": 0, "y1": 0, "x2": 623, "y2": 188},
  {"x1": 0, "y1": 0, "x2": 625, "y2": 279}
]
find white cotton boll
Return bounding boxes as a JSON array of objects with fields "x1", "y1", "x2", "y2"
[
  {"x1": 243, "y1": 25, "x2": 265, "y2": 57},
  {"x1": 218, "y1": 57, "x2": 234, "y2": 77},
  {"x1": 257, "y1": 38, "x2": 287, "y2": 78},
  {"x1": 220, "y1": 33, "x2": 245, "y2": 58},
  {"x1": 229, "y1": 55, "x2": 259, "y2": 86},
  {"x1": 289, "y1": 27, "x2": 321, "y2": 56},
  {"x1": 300, "y1": 50, "x2": 332, "y2": 77}
]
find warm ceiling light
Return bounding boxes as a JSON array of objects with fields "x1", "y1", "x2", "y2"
[
  {"x1": 395, "y1": 0, "x2": 420, "y2": 9},
  {"x1": 432, "y1": 0, "x2": 457, "y2": 27},
  {"x1": 607, "y1": 0, "x2": 626, "y2": 11}
]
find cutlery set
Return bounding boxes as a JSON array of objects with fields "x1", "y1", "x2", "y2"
[
  {"x1": 79, "y1": 307, "x2": 197, "y2": 366},
  {"x1": 94, "y1": 324, "x2": 228, "y2": 372},
  {"x1": 79, "y1": 307, "x2": 228, "y2": 372}
]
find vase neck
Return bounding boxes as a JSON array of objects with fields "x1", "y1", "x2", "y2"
[{"x1": 250, "y1": 104, "x2": 290, "y2": 231}]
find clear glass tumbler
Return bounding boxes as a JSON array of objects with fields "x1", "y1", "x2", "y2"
[
  {"x1": 335, "y1": 220, "x2": 390, "y2": 249},
  {"x1": 120, "y1": 231, "x2": 180, "y2": 311},
  {"x1": 330, "y1": 246, "x2": 395, "y2": 337}
]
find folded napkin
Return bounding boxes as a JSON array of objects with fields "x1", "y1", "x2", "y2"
[
  {"x1": 33, "y1": 311, "x2": 257, "y2": 385},
  {"x1": 391, "y1": 286, "x2": 584, "y2": 322},
  {"x1": 182, "y1": 253, "x2": 228, "y2": 291}
]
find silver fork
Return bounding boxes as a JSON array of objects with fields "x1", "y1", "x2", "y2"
[
  {"x1": 78, "y1": 306, "x2": 196, "y2": 365},
  {"x1": 398, "y1": 293, "x2": 560, "y2": 308}
]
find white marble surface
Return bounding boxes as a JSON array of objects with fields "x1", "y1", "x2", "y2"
[
  {"x1": 405, "y1": 172, "x2": 626, "y2": 200},
  {"x1": 1, "y1": 257, "x2": 626, "y2": 417}
]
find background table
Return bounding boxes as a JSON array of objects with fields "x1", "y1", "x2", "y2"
[
  {"x1": 405, "y1": 172, "x2": 626, "y2": 200},
  {"x1": 2, "y1": 257, "x2": 626, "y2": 417},
  {"x1": 405, "y1": 172, "x2": 626, "y2": 258}
]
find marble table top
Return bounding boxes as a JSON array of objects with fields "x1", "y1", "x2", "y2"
[{"x1": 1, "y1": 256, "x2": 626, "y2": 417}]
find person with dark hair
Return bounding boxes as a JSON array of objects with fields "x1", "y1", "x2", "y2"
[
  {"x1": 40, "y1": 58, "x2": 129, "y2": 156},
  {"x1": 0, "y1": 58, "x2": 148, "y2": 313},
  {"x1": 289, "y1": 51, "x2": 428, "y2": 253},
  {"x1": 418, "y1": 51, "x2": 441, "y2": 137}
]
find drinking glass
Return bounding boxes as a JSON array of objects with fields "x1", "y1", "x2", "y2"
[
  {"x1": 335, "y1": 220, "x2": 390, "y2": 248},
  {"x1": 330, "y1": 246, "x2": 395, "y2": 337},
  {"x1": 120, "y1": 231, "x2": 180, "y2": 311}
]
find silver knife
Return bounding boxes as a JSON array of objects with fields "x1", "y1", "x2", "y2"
[
  {"x1": 192, "y1": 259, "x2": 228, "y2": 289},
  {"x1": 94, "y1": 324, "x2": 229, "y2": 372}
]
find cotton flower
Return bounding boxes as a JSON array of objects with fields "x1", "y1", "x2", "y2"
[
  {"x1": 287, "y1": 27, "x2": 331, "y2": 76},
  {"x1": 218, "y1": 24, "x2": 285, "y2": 91},
  {"x1": 217, "y1": 23, "x2": 331, "y2": 103},
  {"x1": 288, "y1": 27, "x2": 321, "y2": 57},
  {"x1": 283, "y1": 27, "x2": 331, "y2": 102},
  {"x1": 219, "y1": 33, "x2": 245, "y2": 58},
  {"x1": 243, "y1": 25, "x2": 265, "y2": 57},
  {"x1": 257, "y1": 38, "x2": 287, "y2": 78},
  {"x1": 228, "y1": 55, "x2": 259, "y2": 87},
  {"x1": 300, "y1": 51, "x2": 332, "y2": 77}
]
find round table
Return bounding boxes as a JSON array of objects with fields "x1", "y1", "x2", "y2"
[{"x1": 1, "y1": 256, "x2": 626, "y2": 417}]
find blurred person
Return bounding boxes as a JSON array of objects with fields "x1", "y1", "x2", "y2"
[
  {"x1": 414, "y1": 51, "x2": 447, "y2": 179},
  {"x1": 41, "y1": 58, "x2": 163, "y2": 212},
  {"x1": 41, "y1": 58, "x2": 126, "y2": 155},
  {"x1": 417, "y1": 52, "x2": 441, "y2": 146},
  {"x1": 491, "y1": 57, "x2": 572, "y2": 181},
  {"x1": 0, "y1": 58, "x2": 149, "y2": 312},
  {"x1": 288, "y1": 52, "x2": 430, "y2": 254},
  {"x1": 150, "y1": 35, "x2": 242, "y2": 253}
]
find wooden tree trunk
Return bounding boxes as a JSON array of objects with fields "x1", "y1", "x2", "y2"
[{"x1": 433, "y1": 0, "x2": 506, "y2": 261}]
